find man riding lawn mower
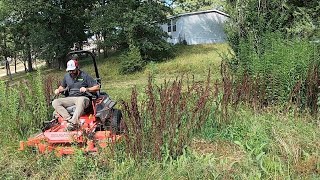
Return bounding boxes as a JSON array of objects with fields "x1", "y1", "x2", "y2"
[
  {"x1": 19, "y1": 50, "x2": 123, "y2": 156},
  {"x1": 52, "y1": 57, "x2": 101, "y2": 131}
]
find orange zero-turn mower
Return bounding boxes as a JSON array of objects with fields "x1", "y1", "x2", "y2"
[{"x1": 19, "y1": 50, "x2": 123, "y2": 156}]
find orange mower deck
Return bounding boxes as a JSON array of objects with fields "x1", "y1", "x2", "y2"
[{"x1": 19, "y1": 115, "x2": 122, "y2": 156}]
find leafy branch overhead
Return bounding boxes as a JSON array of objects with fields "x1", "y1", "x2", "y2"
[{"x1": 0, "y1": 0, "x2": 173, "y2": 73}]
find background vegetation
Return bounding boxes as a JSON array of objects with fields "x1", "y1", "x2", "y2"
[
  {"x1": 0, "y1": 0, "x2": 319, "y2": 179},
  {"x1": 224, "y1": 0, "x2": 320, "y2": 110},
  {"x1": 0, "y1": 43, "x2": 319, "y2": 179}
]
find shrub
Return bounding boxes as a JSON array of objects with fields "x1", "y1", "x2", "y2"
[
  {"x1": 119, "y1": 45, "x2": 145, "y2": 74},
  {"x1": 225, "y1": 32, "x2": 320, "y2": 109}
]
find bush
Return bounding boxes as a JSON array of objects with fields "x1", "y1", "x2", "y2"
[
  {"x1": 0, "y1": 70, "x2": 51, "y2": 141},
  {"x1": 226, "y1": 32, "x2": 320, "y2": 108},
  {"x1": 119, "y1": 45, "x2": 145, "y2": 74}
]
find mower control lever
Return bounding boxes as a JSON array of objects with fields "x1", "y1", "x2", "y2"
[
  {"x1": 51, "y1": 87, "x2": 69, "y2": 102},
  {"x1": 68, "y1": 88, "x2": 96, "y2": 100},
  {"x1": 85, "y1": 91, "x2": 96, "y2": 99}
]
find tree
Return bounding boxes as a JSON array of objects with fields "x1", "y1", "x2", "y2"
[
  {"x1": 91, "y1": 0, "x2": 172, "y2": 63},
  {"x1": 2, "y1": 0, "x2": 95, "y2": 70},
  {"x1": 171, "y1": 0, "x2": 226, "y2": 14},
  {"x1": 26, "y1": 0, "x2": 95, "y2": 68},
  {"x1": 0, "y1": 0, "x2": 13, "y2": 79},
  {"x1": 224, "y1": 0, "x2": 320, "y2": 57},
  {"x1": 0, "y1": 0, "x2": 175, "y2": 73}
]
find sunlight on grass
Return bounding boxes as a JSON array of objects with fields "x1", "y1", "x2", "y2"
[
  {"x1": 153, "y1": 43, "x2": 228, "y2": 76},
  {"x1": 1, "y1": 44, "x2": 320, "y2": 179},
  {"x1": 1, "y1": 43, "x2": 229, "y2": 102},
  {"x1": 71, "y1": 43, "x2": 230, "y2": 101}
]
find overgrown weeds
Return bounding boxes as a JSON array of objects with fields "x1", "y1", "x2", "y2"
[
  {"x1": 221, "y1": 34, "x2": 320, "y2": 117},
  {"x1": 121, "y1": 71, "x2": 219, "y2": 161},
  {"x1": 0, "y1": 42, "x2": 319, "y2": 179},
  {"x1": 0, "y1": 71, "x2": 57, "y2": 141}
]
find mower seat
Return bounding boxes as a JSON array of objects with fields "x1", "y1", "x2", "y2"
[{"x1": 66, "y1": 103, "x2": 93, "y2": 116}]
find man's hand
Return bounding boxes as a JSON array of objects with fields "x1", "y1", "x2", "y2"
[
  {"x1": 54, "y1": 89, "x2": 60, "y2": 95},
  {"x1": 80, "y1": 87, "x2": 87, "y2": 93}
]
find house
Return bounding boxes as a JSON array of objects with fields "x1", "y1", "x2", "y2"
[{"x1": 161, "y1": 9, "x2": 229, "y2": 45}]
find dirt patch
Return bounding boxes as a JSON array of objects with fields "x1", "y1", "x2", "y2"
[
  {"x1": 191, "y1": 139, "x2": 245, "y2": 157},
  {"x1": 191, "y1": 138, "x2": 246, "y2": 174},
  {"x1": 0, "y1": 61, "x2": 46, "y2": 77},
  {"x1": 294, "y1": 155, "x2": 320, "y2": 175}
]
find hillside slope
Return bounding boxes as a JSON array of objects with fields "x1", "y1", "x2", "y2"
[{"x1": 0, "y1": 43, "x2": 319, "y2": 179}]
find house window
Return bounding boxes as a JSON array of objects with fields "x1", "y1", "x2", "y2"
[
  {"x1": 172, "y1": 20, "x2": 177, "y2": 32},
  {"x1": 167, "y1": 19, "x2": 177, "y2": 33}
]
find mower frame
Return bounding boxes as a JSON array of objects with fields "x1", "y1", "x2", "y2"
[{"x1": 19, "y1": 50, "x2": 122, "y2": 156}]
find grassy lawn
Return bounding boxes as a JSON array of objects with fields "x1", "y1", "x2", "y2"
[
  {"x1": 1, "y1": 43, "x2": 228, "y2": 101},
  {"x1": 0, "y1": 43, "x2": 319, "y2": 179}
]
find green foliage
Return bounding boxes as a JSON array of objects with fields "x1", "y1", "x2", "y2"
[
  {"x1": 0, "y1": 0, "x2": 93, "y2": 69},
  {"x1": 119, "y1": 45, "x2": 144, "y2": 74},
  {"x1": 0, "y1": 70, "x2": 49, "y2": 141},
  {"x1": 199, "y1": 107, "x2": 320, "y2": 179},
  {"x1": 0, "y1": 0, "x2": 174, "y2": 70},
  {"x1": 230, "y1": 33, "x2": 319, "y2": 105},
  {"x1": 0, "y1": 44, "x2": 319, "y2": 179},
  {"x1": 0, "y1": 81, "x2": 20, "y2": 141},
  {"x1": 172, "y1": 0, "x2": 225, "y2": 13},
  {"x1": 69, "y1": 151, "x2": 97, "y2": 179},
  {"x1": 90, "y1": 0, "x2": 173, "y2": 62},
  {"x1": 224, "y1": 0, "x2": 320, "y2": 107},
  {"x1": 225, "y1": 0, "x2": 320, "y2": 56}
]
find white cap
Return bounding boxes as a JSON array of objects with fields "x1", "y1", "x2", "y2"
[{"x1": 66, "y1": 60, "x2": 78, "y2": 71}]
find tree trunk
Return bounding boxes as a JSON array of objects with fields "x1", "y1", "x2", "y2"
[
  {"x1": 102, "y1": 31, "x2": 108, "y2": 58},
  {"x1": 24, "y1": 60, "x2": 27, "y2": 72},
  {"x1": 58, "y1": 55, "x2": 65, "y2": 70},
  {"x1": 3, "y1": 30, "x2": 12, "y2": 80},
  {"x1": 14, "y1": 55, "x2": 17, "y2": 73},
  {"x1": 5, "y1": 57, "x2": 12, "y2": 80},
  {"x1": 95, "y1": 34, "x2": 101, "y2": 57},
  {"x1": 27, "y1": 44, "x2": 33, "y2": 72}
]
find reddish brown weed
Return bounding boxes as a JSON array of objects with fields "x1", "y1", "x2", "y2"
[{"x1": 121, "y1": 72, "x2": 214, "y2": 161}]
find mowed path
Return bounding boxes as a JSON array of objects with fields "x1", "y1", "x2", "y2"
[{"x1": 0, "y1": 61, "x2": 46, "y2": 77}]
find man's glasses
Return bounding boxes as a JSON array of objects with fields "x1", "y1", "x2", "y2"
[{"x1": 68, "y1": 70, "x2": 77, "y2": 73}]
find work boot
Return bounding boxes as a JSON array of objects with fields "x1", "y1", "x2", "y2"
[
  {"x1": 42, "y1": 118, "x2": 58, "y2": 132},
  {"x1": 64, "y1": 122, "x2": 79, "y2": 131}
]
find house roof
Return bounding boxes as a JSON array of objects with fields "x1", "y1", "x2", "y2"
[{"x1": 168, "y1": 9, "x2": 230, "y2": 19}]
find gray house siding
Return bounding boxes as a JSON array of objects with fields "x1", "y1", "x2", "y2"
[{"x1": 161, "y1": 10, "x2": 229, "y2": 45}]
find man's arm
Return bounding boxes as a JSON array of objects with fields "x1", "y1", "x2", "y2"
[
  {"x1": 54, "y1": 85, "x2": 66, "y2": 95},
  {"x1": 80, "y1": 73, "x2": 100, "y2": 93},
  {"x1": 86, "y1": 84, "x2": 100, "y2": 93},
  {"x1": 80, "y1": 84, "x2": 100, "y2": 93}
]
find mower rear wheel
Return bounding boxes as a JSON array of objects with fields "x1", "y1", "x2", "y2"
[{"x1": 110, "y1": 109, "x2": 122, "y2": 134}]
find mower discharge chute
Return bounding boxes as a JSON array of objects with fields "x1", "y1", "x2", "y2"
[{"x1": 19, "y1": 50, "x2": 122, "y2": 156}]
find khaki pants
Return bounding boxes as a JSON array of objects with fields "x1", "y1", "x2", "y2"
[{"x1": 52, "y1": 96, "x2": 90, "y2": 124}]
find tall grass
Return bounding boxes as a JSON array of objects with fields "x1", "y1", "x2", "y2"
[
  {"x1": 1, "y1": 107, "x2": 318, "y2": 179},
  {"x1": 0, "y1": 81, "x2": 20, "y2": 141},
  {"x1": 0, "y1": 44, "x2": 319, "y2": 179},
  {"x1": 0, "y1": 70, "x2": 51, "y2": 142},
  {"x1": 199, "y1": 106, "x2": 320, "y2": 179},
  {"x1": 225, "y1": 32, "x2": 320, "y2": 113},
  {"x1": 121, "y1": 71, "x2": 217, "y2": 161}
]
